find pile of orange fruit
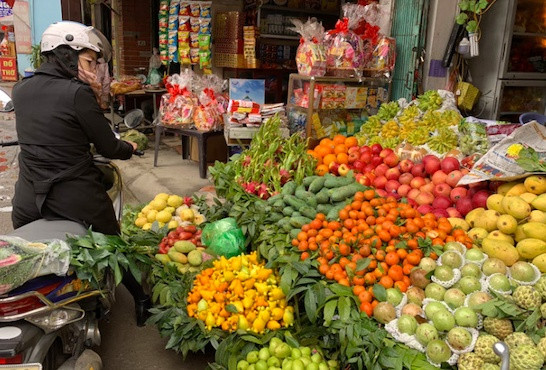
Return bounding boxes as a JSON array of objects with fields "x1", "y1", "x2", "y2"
[
  {"x1": 291, "y1": 190, "x2": 474, "y2": 316},
  {"x1": 307, "y1": 135, "x2": 358, "y2": 176}
]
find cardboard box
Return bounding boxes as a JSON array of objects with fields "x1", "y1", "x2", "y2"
[
  {"x1": 215, "y1": 39, "x2": 244, "y2": 54},
  {"x1": 189, "y1": 135, "x2": 228, "y2": 164},
  {"x1": 214, "y1": 53, "x2": 245, "y2": 68},
  {"x1": 214, "y1": 12, "x2": 243, "y2": 39}
]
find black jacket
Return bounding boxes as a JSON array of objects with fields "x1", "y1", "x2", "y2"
[{"x1": 11, "y1": 62, "x2": 133, "y2": 234}]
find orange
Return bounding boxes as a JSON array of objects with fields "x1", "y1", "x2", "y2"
[
  {"x1": 336, "y1": 152, "x2": 349, "y2": 164},
  {"x1": 323, "y1": 154, "x2": 337, "y2": 166},
  {"x1": 379, "y1": 276, "x2": 394, "y2": 289},
  {"x1": 334, "y1": 144, "x2": 348, "y2": 155},
  {"x1": 315, "y1": 164, "x2": 329, "y2": 176},
  {"x1": 345, "y1": 136, "x2": 358, "y2": 148},
  {"x1": 360, "y1": 302, "x2": 373, "y2": 316},
  {"x1": 320, "y1": 138, "x2": 334, "y2": 148},
  {"x1": 333, "y1": 134, "x2": 346, "y2": 145},
  {"x1": 315, "y1": 145, "x2": 331, "y2": 157}
]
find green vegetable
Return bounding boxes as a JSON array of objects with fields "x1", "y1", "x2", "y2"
[
  {"x1": 327, "y1": 201, "x2": 350, "y2": 220},
  {"x1": 284, "y1": 195, "x2": 306, "y2": 210},
  {"x1": 277, "y1": 217, "x2": 291, "y2": 230},
  {"x1": 316, "y1": 188, "x2": 330, "y2": 204},
  {"x1": 120, "y1": 129, "x2": 148, "y2": 151},
  {"x1": 300, "y1": 206, "x2": 317, "y2": 219},
  {"x1": 282, "y1": 206, "x2": 295, "y2": 217},
  {"x1": 272, "y1": 199, "x2": 285, "y2": 209},
  {"x1": 267, "y1": 194, "x2": 283, "y2": 204},
  {"x1": 317, "y1": 203, "x2": 334, "y2": 214},
  {"x1": 290, "y1": 229, "x2": 301, "y2": 239},
  {"x1": 303, "y1": 176, "x2": 319, "y2": 187},
  {"x1": 330, "y1": 183, "x2": 367, "y2": 202},
  {"x1": 291, "y1": 212, "x2": 302, "y2": 218},
  {"x1": 308, "y1": 177, "x2": 326, "y2": 193},
  {"x1": 290, "y1": 216, "x2": 312, "y2": 228},
  {"x1": 269, "y1": 213, "x2": 283, "y2": 222},
  {"x1": 324, "y1": 175, "x2": 355, "y2": 188},
  {"x1": 282, "y1": 182, "x2": 297, "y2": 196}
]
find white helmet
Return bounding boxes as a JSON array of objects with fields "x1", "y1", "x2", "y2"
[{"x1": 41, "y1": 21, "x2": 112, "y2": 62}]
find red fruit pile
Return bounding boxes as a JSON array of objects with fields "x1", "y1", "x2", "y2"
[{"x1": 158, "y1": 225, "x2": 202, "y2": 254}]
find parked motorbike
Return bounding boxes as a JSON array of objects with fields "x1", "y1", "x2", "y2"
[{"x1": 0, "y1": 90, "x2": 142, "y2": 369}]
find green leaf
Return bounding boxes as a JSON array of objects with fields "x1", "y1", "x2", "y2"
[
  {"x1": 328, "y1": 283, "x2": 354, "y2": 297},
  {"x1": 226, "y1": 304, "x2": 239, "y2": 314},
  {"x1": 323, "y1": 300, "x2": 337, "y2": 325},
  {"x1": 373, "y1": 284, "x2": 387, "y2": 302},
  {"x1": 304, "y1": 288, "x2": 318, "y2": 323},
  {"x1": 466, "y1": 20, "x2": 478, "y2": 33},
  {"x1": 356, "y1": 258, "x2": 371, "y2": 271},
  {"x1": 456, "y1": 13, "x2": 468, "y2": 24},
  {"x1": 240, "y1": 335, "x2": 263, "y2": 345},
  {"x1": 339, "y1": 296, "x2": 351, "y2": 322},
  {"x1": 284, "y1": 331, "x2": 299, "y2": 348}
]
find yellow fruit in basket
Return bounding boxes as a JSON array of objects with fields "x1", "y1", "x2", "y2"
[
  {"x1": 167, "y1": 195, "x2": 183, "y2": 208},
  {"x1": 156, "y1": 210, "x2": 172, "y2": 223},
  {"x1": 165, "y1": 206, "x2": 175, "y2": 214},
  {"x1": 524, "y1": 175, "x2": 546, "y2": 195},
  {"x1": 267, "y1": 320, "x2": 281, "y2": 330},
  {"x1": 137, "y1": 212, "x2": 144, "y2": 218},
  {"x1": 135, "y1": 217, "x2": 147, "y2": 228},
  {"x1": 142, "y1": 223, "x2": 152, "y2": 231},
  {"x1": 516, "y1": 238, "x2": 546, "y2": 259},
  {"x1": 520, "y1": 192, "x2": 538, "y2": 204},
  {"x1": 532, "y1": 253, "x2": 546, "y2": 272},
  {"x1": 150, "y1": 199, "x2": 167, "y2": 211},
  {"x1": 167, "y1": 220, "x2": 179, "y2": 229},
  {"x1": 141, "y1": 205, "x2": 151, "y2": 214},
  {"x1": 180, "y1": 208, "x2": 194, "y2": 222},
  {"x1": 529, "y1": 210, "x2": 546, "y2": 223},
  {"x1": 506, "y1": 184, "x2": 527, "y2": 196},
  {"x1": 271, "y1": 307, "x2": 284, "y2": 321},
  {"x1": 252, "y1": 318, "x2": 266, "y2": 333},
  {"x1": 155, "y1": 193, "x2": 170, "y2": 201},
  {"x1": 532, "y1": 194, "x2": 546, "y2": 212},
  {"x1": 146, "y1": 210, "x2": 158, "y2": 222},
  {"x1": 194, "y1": 214, "x2": 205, "y2": 225}
]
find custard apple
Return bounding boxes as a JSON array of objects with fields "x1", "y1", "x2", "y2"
[
  {"x1": 481, "y1": 364, "x2": 500, "y2": 370},
  {"x1": 513, "y1": 286, "x2": 541, "y2": 310},
  {"x1": 483, "y1": 317, "x2": 513, "y2": 340},
  {"x1": 457, "y1": 352, "x2": 484, "y2": 370},
  {"x1": 505, "y1": 332, "x2": 535, "y2": 350},
  {"x1": 538, "y1": 337, "x2": 546, "y2": 359},
  {"x1": 474, "y1": 334, "x2": 501, "y2": 364},
  {"x1": 510, "y1": 344, "x2": 544, "y2": 370},
  {"x1": 541, "y1": 303, "x2": 546, "y2": 319},
  {"x1": 534, "y1": 275, "x2": 546, "y2": 300}
]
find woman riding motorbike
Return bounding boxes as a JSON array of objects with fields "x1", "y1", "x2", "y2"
[{"x1": 11, "y1": 21, "x2": 150, "y2": 325}]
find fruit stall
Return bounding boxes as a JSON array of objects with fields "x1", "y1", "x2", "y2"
[{"x1": 112, "y1": 87, "x2": 546, "y2": 370}]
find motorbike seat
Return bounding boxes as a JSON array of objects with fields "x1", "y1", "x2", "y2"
[{"x1": 8, "y1": 219, "x2": 87, "y2": 241}]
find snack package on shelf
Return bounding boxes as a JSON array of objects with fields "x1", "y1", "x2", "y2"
[
  {"x1": 160, "y1": 70, "x2": 197, "y2": 126},
  {"x1": 168, "y1": 0, "x2": 180, "y2": 63},
  {"x1": 290, "y1": 19, "x2": 327, "y2": 77},
  {"x1": 158, "y1": 0, "x2": 169, "y2": 65},
  {"x1": 324, "y1": 4, "x2": 366, "y2": 77}
]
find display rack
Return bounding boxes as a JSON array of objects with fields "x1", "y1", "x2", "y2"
[{"x1": 286, "y1": 73, "x2": 392, "y2": 138}]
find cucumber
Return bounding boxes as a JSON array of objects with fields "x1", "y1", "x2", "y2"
[
  {"x1": 317, "y1": 203, "x2": 334, "y2": 214},
  {"x1": 267, "y1": 193, "x2": 283, "y2": 204},
  {"x1": 290, "y1": 216, "x2": 312, "y2": 229},
  {"x1": 327, "y1": 201, "x2": 350, "y2": 221},
  {"x1": 273, "y1": 199, "x2": 285, "y2": 209},
  {"x1": 292, "y1": 212, "x2": 302, "y2": 218},
  {"x1": 290, "y1": 229, "x2": 301, "y2": 239},
  {"x1": 330, "y1": 183, "x2": 367, "y2": 202},
  {"x1": 316, "y1": 188, "x2": 330, "y2": 204},
  {"x1": 283, "y1": 222, "x2": 293, "y2": 232},
  {"x1": 295, "y1": 188, "x2": 314, "y2": 200},
  {"x1": 324, "y1": 175, "x2": 355, "y2": 188},
  {"x1": 284, "y1": 195, "x2": 306, "y2": 210},
  {"x1": 303, "y1": 176, "x2": 319, "y2": 188},
  {"x1": 269, "y1": 213, "x2": 283, "y2": 222},
  {"x1": 308, "y1": 177, "x2": 326, "y2": 193},
  {"x1": 282, "y1": 206, "x2": 295, "y2": 217},
  {"x1": 282, "y1": 181, "x2": 297, "y2": 196},
  {"x1": 278, "y1": 217, "x2": 291, "y2": 229},
  {"x1": 300, "y1": 206, "x2": 317, "y2": 219}
]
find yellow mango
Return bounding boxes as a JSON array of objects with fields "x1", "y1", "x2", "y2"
[
  {"x1": 506, "y1": 183, "x2": 527, "y2": 196},
  {"x1": 497, "y1": 181, "x2": 521, "y2": 196},
  {"x1": 516, "y1": 238, "x2": 546, "y2": 259},
  {"x1": 481, "y1": 238, "x2": 520, "y2": 266},
  {"x1": 532, "y1": 253, "x2": 546, "y2": 273},
  {"x1": 532, "y1": 194, "x2": 546, "y2": 212},
  {"x1": 524, "y1": 175, "x2": 546, "y2": 195},
  {"x1": 448, "y1": 218, "x2": 470, "y2": 231},
  {"x1": 520, "y1": 222, "x2": 546, "y2": 242}
]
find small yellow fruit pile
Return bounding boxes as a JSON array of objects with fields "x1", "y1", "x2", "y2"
[
  {"x1": 186, "y1": 252, "x2": 294, "y2": 333},
  {"x1": 134, "y1": 193, "x2": 205, "y2": 230}
]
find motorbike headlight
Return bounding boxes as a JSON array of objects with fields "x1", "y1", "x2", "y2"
[{"x1": 25, "y1": 306, "x2": 84, "y2": 332}]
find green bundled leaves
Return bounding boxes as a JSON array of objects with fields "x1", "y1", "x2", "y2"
[
  {"x1": 67, "y1": 230, "x2": 154, "y2": 289},
  {"x1": 516, "y1": 147, "x2": 546, "y2": 173}
]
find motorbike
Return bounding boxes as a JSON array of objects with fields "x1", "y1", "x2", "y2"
[{"x1": 0, "y1": 90, "x2": 144, "y2": 369}]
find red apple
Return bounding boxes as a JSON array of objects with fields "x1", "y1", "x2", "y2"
[
  {"x1": 461, "y1": 168, "x2": 470, "y2": 175},
  {"x1": 472, "y1": 190, "x2": 490, "y2": 209},
  {"x1": 373, "y1": 176, "x2": 387, "y2": 189},
  {"x1": 455, "y1": 197, "x2": 473, "y2": 216},
  {"x1": 385, "y1": 167, "x2": 401, "y2": 180},
  {"x1": 375, "y1": 189, "x2": 388, "y2": 197},
  {"x1": 421, "y1": 182, "x2": 435, "y2": 193},
  {"x1": 385, "y1": 180, "x2": 401, "y2": 193},
  {"x1": 410, "y1": 176, "x2": 426, "y2": 189},
  {"x1": 432, "y1": 196, "x2": 451, "y2": 210},
  {"x1": 371, "y1": 143, "x2": 382, "y2": 155},
  {"x1": 407, "y1": 198, "x2": 418, "y2": 208},
  {"x1": 398, "y1": 159, "x2": 414, "y2": 173},
  {"x1": 423, "y1": 155, "x2": 441, "y2": 175},
  {"x1": 364, "y1": 163, "x2": 375, "y2": 174},
  {"x1": 440, "y1": 157, "x2": 460, "y2": 173},
  {"x1": 431, "y1": 170, "x2": 448, "y2": 185},
  {"x1": 348, "y1": 146, "x2": 360, "y2": 154},
  {"x1": 489, "y1": 181, "x2": 500, "y2": 192},
  {"x1": 360, "y1": 152, "x2": 372, "y2": 164},
  {"x1": 375, "y1": 164, "x2": 389, "y2": 177},
  {"x1": 338, "y1": 164, "x2": 350, "y2": 176},
  {"x1": 371, "y1": 156, "x2": 383, "y2": 167},
  {"x1": 446, "y1": 207, "x2": 462, "y2": 218},
  {"x1": 358, "y1": 175, "x2": 371, "y2": 186},
  {"x1": 450, "y1": 186, "x2": 468, "y2": 202},
  {"x1": 417, "y1": 204, "x2": 434, "y2": 215},
  {"x1": 360, "y1": 145, "x2": 371, "y2": 154},
  {"x1": 329, "y1": 162, "x2": 340, "y2": 175},
  {"x1": 407, "y1": 188, "x2": 420, "y2": 200},
  {"x1": 411, "y1": 163, "x2": 427, "y2": 177},
  {"x1": 446, "y1": 170, "x2": 463, "y2": 187},
  {"x1": 348, "y1": 152, "x2": 359, "y2": 164},
  {"x1": 397, "y1": 184, "x2": 411, "y2": 197},
  {"x1": 353, "y1": 160, "x2": 364, "y2": 172},
  {"x1": 432, "y1": 208, "x2": 450, "y2": 218},
  {"x1": 416, "y1": 191, "x2": 434, "y2": 205},
  {"x1": 433, "y1": 183, "x2": 452, "y2": 198},
  {"x1": 380, "y1": 148, "x2": 394, "y2": 158},
  {"x1": 399, "y1": 173, "x2": 413, "y2": 185},
  {"x1": 384, "y1": 153, "x2": 400, "y2": 168}
]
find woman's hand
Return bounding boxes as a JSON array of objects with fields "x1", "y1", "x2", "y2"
[{"x1": 125, "y1": 140, "x2": 138, "y2": 152}]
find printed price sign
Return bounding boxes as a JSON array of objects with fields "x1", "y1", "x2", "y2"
[{"x1": 0, "y1": 57, "x2": 18, "y2": 81}]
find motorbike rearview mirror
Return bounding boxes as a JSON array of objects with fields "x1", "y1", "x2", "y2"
[
  {"x1": 0, "y1": 89, "x2": 14, "y2": 113},
  {"x1": 123, "y1": 109, "x2": 144, "y2": 129}
]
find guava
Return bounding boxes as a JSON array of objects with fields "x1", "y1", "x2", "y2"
[
  {"x1": 410, "y1": 268, "x2": 431, "y2": 289},
  {"x1": 386, "y1": 288, "x2": 404, "y2": 306},
  {"x1": 465, "y1": 248, "x2": 485, "y2": 262},
  {"x1": 282, "y1": 359, "x2": 293, "y2": 369},
  {"x1": 247, "y1": 351, "x2": 259, "y2": 364},
  {"x1": 454, "y1": 307, "x2": 479, "y2": 327},
  {"x1": 398, "y1": 314, "x2": 419, "y2": 335},
  {"x1": 426, "y1": 340, "x2": 452, "y2": 363},
  {"x1": 489, "y1": 273, "x2": 511, "y2": 292},
  {"x1": 416, "y1": 323, "x2": 439, "y2": 345},
  {"x1": 401, "y1": 303, "x2": 424, "y2": 317},
  {"x1": 291, "y1": 348, "x2": 302, "y2": 359},
  {"x1": 373, "y1": 302, "x2": 396, "y2": 324},
  {"x1": 425, "y1": 301, "x2": 448, "y2": 320},
  {"x1": 441, "y1": 251, "x2": 463, "y2": 268},
  {"x1": 267, "y1": 357, "x2": 281, "y2": 368},
  {"x1": 259, "y1": 348, "x2": 270, "y2": 361},
  {"x1": 300, "y1": 357, "x2": 311, "y2": 366},
  {"x1": 318, "y1": 364, "x2": 328, "y2": 370},
  {"x1": 461, "y1": 263, "x2": 482, "y2": 279},
  {"x1": 447, "y1": 327, "x2": 473, "y2": 350},
  {"x1": 274, "y1": 343, "x2": 291, "y2": 359},
  {"x1": 444, "y1": 288, "x2": 466, "y2": 309},
  {"x1": 406, "y1": 286, "x2": 426, "y2": 305},
  {"x1": 458, "y1": 276, "x2": 482, "y2": 294},
  {"x1": 482, "y1": 258, "x2": 507, "y2": 276},
  {"x1": 419, "y1": 257, "x2": 437, "y2": 273},
  {"x1": 434, "y1": 265, "x2": 455, "y2": 282},
  {"x1": 254, "y1": 359, "x2": 267, "y2": 370},
  {"x1": 467, "y1": 291, "x2": 492, "y2": 312},
  {"x1": 237, "y1": 360, "x2": 250, "y2": 370},
  {"x1": 300, "y1": 347, "x2": 311, "y2": 357},
  {"x1": 425, "y1": 283, "x2": 446, "y2": 300},
  {"x1": 510, "y1": 261, "x2": 537, "y2": 282},
  {"x1": 432, "y1": 310, "x2": 456, "y2": 332},
  {"x1": 269, "y1": 337, "x2": 283, "y2": 354},
  {"x1": 444, "y1": 241, "x2": 465, "y2": 254}
]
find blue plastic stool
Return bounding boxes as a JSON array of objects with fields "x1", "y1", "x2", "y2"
[{"x1": 519, "y1": 112, "x2": 546, "y2": 125}]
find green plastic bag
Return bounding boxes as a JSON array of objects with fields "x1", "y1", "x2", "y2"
[{"x1": 202, "y1": 218, "x2": 245, "y2": 258}]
